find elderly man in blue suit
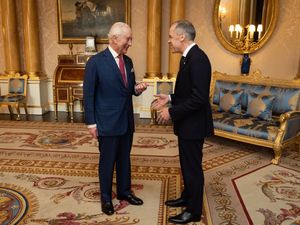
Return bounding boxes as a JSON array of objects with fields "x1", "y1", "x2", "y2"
[{"x1": 83, "y1": 22, "x2": 148, "y2": 216}]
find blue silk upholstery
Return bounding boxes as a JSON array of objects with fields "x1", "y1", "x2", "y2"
[
  {"x1": 218, "y1": 89, "x2": 243, "y2": 114},
  {"x1": 239, "y1": 84, "x2": 266, "y2": 109},
  {"x1": 211, "y1": 75, "x2": 300, "y2": 164},
  {"x1": 8, "y1": 79, "x2": 25, "y2": 94},
  {"x1": 213, "y1": 81, "x2": 239, "y2": 105},
  {"x1": 0, "y1": 95, "x2": 25, "y2": 102},
  {"x1": 213, "y1": 81, "x2": 300, "y2": 117},
  {"x1": 245, "y1": 92, "x2": 276, "y2": 121},
  {"x1": 213, "y1": 109, "x2": 278, "y2": 141},
  {"x1": 269, "y1": 87, "x2": 300, "y2": 115},
  {"x1": 283, "y1": 116, "x2": 300, "y2": 141}
]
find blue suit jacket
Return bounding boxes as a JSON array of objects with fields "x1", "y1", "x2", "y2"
[{"x1": 83, "y1": 48, "x2": 138, "y2": 136}]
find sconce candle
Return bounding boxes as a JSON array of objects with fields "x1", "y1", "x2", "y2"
[
  {"x1": 229, "y1": 25, "x2": 234, "y2": 38},
  {"x1": 249, "y1": 25, "x2": 255, "y2": 39},
  {"x1": 235, "y1": 24, "x2": 242, "y2": 39},
  {"x1": 257, "y1": 24, "x2": 263, "y2": 39}
]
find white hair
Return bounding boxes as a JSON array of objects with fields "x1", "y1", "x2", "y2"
[{"x1": 108, "y1": 22, "x2": 131, "y2": 39}]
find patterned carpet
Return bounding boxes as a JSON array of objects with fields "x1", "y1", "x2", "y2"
[{"x1": 0, "y1": 121, "x2": 299, "y2": 225}]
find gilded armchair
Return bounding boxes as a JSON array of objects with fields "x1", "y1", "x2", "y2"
[{"x1": 0, "y1": 74, "x2": 28, "y2": 120}]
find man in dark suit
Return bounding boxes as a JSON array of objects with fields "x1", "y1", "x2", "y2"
[
  {"x1": 83, "y1": 22, "x2": 148, "y2": 216},
  {"x1": 152, "y1": 20, "x2": 214, "y2": 224}
]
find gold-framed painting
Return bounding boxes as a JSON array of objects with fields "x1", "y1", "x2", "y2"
[{"x1": 57, "y1": 0, "x2": 131, "y2": 44}]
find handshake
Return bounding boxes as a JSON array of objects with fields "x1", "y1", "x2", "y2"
[{"x1": 150, "y1": 94, "x2": 171, "y2": 124}]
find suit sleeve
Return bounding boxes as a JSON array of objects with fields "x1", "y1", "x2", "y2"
[
  {"x1": 169, "y1": 54, "x2": 211, "y2": 121},
  {"x1": 83, "y1": 58, "x2": 98, "y2": 125}
]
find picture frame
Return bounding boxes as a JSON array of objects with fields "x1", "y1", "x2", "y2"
[
  {"x1": 85, "y1": 36, "x2": 96, "y2": 52},
  {"x1": 153, "y1": 78, "x2": 176, "y2": 95},
  {"x1": 76, "y1": 54, "x2": 90, "y2": 64},
  {"x1": 57, "y1": 0, "x2": 131, "y2": 44}
]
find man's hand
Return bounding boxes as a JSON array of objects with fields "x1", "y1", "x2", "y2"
[
  {"x1": 135, "y1": 82, "x2": 148, "y2": 94},
  {"x1": 88, "y1": 127, "x2": 98, "y2": 139},
  {"x1": 151, "y1": 94, "x2": 169, "y2": 110},
  {"x1": 157, "y1": 107, "x2": 170, "y2": 124}
]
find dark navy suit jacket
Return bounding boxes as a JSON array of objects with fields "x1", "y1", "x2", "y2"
[{"x1": 83, "y1": 48, "x2": 138, "y2": 136}]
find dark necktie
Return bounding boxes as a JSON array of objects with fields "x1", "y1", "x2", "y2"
[
  {"x1": 180, "y1": 56, "x2": 186, "y2": 69},
  {"x1": 118, "y1": 55, "x2": 127, "y2": 87}
]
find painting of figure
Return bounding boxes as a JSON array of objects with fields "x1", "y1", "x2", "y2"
[{"x1": 57, "y1": 0, "x2": 131, "y2": 43}]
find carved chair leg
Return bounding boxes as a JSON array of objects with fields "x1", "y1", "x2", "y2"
[
  {"x1": 271, "y1": 146, "x2": 282, "y2": 165},
  {"x1": 54, "y1": 102, "x2": 58, "y2": 120},
  {"x1": 15, "y1": 105, "x2": 21, "y2": 121},
  {"x1": 24, "y1": 103, "x2": 28, "y2": 115},
  {"x1": 70, "y1": 101, "x2": 74, "y2": 122},
  {"x1": 8, "y1": 105, "x2": 13, "y2": 115}
]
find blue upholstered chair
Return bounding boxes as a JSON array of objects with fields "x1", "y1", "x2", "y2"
[{"x1": 0, "y1": 74, "x2": 28, "y2": 120}]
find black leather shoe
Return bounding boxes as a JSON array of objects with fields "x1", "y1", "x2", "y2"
[
  {"x1": 101, "y1": 201, "x2": 114, "y2": 215},
  {"x1": 117, "y1": 193, "x2": 143, "y2": 205},
  {"x1": 165, "y1": 197, "x2": 187, "y2": 207},
  {"x1": 168, "y1": 211, "x2": 200, "y2": 224}
]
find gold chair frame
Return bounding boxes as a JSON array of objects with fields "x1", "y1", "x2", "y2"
[{"x1": 0, "y1": 73, "x2": 28, "y2": 120}]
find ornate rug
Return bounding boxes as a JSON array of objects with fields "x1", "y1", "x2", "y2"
[
  {"x1": 0, "y1": 121, "x2": 206, "y2": 225},
  {"x1": 204, "y1": 143, "x2": 300, "y2": 225},
  {"x1": 0, "y1": 121, "x2": 299, "y2": 225},
  {"x1": 0, "y1": 163, "x2": 182, "y2": 225},
  {"x1": 0, "y1": 121, "x2": 180, "y2": 157}
]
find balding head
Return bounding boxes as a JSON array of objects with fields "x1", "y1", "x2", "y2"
[
  {"x1": 108, "y1": 22, "x2": 132, "y2": 55},
  {"x1": 108, "y1": 22, "x2": 131, "y2": 41}
]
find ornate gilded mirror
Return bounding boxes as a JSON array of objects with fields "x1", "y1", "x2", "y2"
[{"x1": 213, "y1": 0, "x2": 279, "y2": 54}]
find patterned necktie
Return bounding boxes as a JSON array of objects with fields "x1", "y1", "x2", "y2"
[{"x1": 118, "y1": 55, "x2": 127, "y2": 87}]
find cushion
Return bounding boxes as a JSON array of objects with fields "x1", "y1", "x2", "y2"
[
  {"x1": 213, "y1": 81, "x2": 239, "y2": 105},
  {"x1": 245, "y1": 91, "x2": 276, "y2": 121},
  {"x1": 269, "y1": 87, "x2": 300, "y2": 115},
  {"x1": 218, "y1": 89, "x2": 243, "y2": 114},
  {"x1": 239, "y1": 84, "x2": 267, "y2": 109}
]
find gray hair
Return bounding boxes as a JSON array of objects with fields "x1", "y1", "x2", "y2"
[
  {"x1": 108, "y1": 22, "x2": 131, "y2": 39},
  {"x1": 173, "y1": 20, "x2": 196, "y2": 41}
]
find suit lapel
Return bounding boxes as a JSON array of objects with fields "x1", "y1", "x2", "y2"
[
  {"x1": 124, "y1": 57, "x2": 132, "y2": 87},
  {"x1": 103, "y1": 48, "x2": 126, "y2": 87},
  {"x1": 175, "y1": 45, "x2": 198, "y2": 87}
]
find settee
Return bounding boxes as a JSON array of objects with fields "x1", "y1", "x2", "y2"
[{"x1": 210, "y1": 71, "x2": 300, "y2": 164}]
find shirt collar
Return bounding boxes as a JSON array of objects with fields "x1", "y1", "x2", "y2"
[
  {"x1": 182, "y1": 43, "x2": 196, "y2": 57},
  {"x1": 108, "y1": 45, "x2": 119, "y2": 58}
]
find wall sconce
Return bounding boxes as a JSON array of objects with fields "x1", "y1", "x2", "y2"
[{"x1": 228, "y1": 24, "x2": 263, "y2": 52}]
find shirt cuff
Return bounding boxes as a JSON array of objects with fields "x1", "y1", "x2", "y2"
[{"x1": 87, "y1": 124, "x2": 97, "y2": 128}]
